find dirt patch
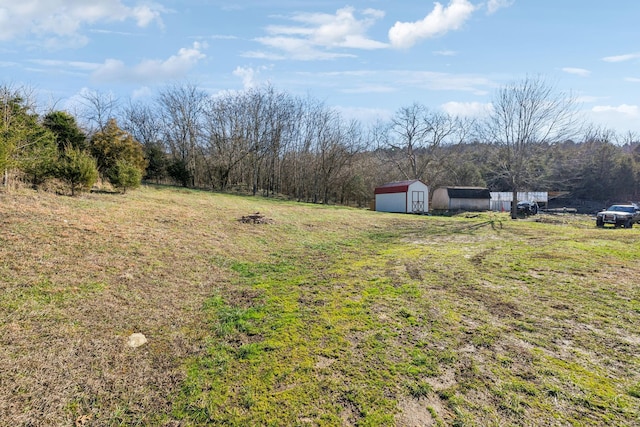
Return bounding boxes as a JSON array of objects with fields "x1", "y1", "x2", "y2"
[
  {"x1": 238, "y1": 212, "x2": 273, "y2": 224},
  {"x1": 395, "y1": 397, "x2": 438, "y2": 427},
  {"x1": 339, "y1": 397, "x2": 362, "y2": 426},
  {"x1": 456, "y1": 285, "x2": 523, "y2": 319},
  {"x1": 425, "y1": 368, "x2": 457, "y2": 391},
  {"x1": 405, "y1": 262, "x2": 424, "y2": 281},
  {"x1": 315, "y1": 356, "x2": 336, "y2": 369},
  {"x1": 534, "y1": 213, "x2": 593, "y2": 227}
]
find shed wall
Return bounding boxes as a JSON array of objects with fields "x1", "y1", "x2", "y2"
[
  {"x1": 430, "y1": 188, "x2": 450, "y2": 210},
  {"x1": 407, "y1": 181, "x2": 429, "y2": 213},
  {"x1": 375, "y1": 192, "x2": 407, "y2": 213},
  {"x1": 449, "y1": 198, "x2": 490, "y2": 211},
  {"x1": 490, "y1": 192, "x2": 548, "y2": 211}
]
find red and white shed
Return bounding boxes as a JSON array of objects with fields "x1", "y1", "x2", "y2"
[{"x1": 374, "y1": 180, "x2": 429, "y2": 214}]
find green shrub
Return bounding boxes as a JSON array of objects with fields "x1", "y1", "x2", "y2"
[
  {"x1": 107, "y1": 159, "x2": 143, "y2": 194},
  {"x1": 56, "y1": 146, "x2": 98, "y2": 196}
]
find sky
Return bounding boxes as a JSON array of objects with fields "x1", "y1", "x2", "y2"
[{"x1": 1, "y1": 0, "x2": 640, "y2": 136}]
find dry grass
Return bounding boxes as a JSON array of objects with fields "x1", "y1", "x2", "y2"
[
  {"x1": 0, "y1": 186, "x2": 386, "y2": 425},
  {"x1": 0, "y1": 188, "x2": 218, "y2": 425},
  {"x1": 1, "y1": 187, "x2": 640, "y2": 426}
]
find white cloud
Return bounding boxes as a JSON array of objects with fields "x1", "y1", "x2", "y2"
[
  {"x1": 233, "y1": 66, "x2": 271, "y2": 90},
  {"x1": 132, "y1": 86, "x2": 153, "y2": 99},
  {"x1": 434, "y1": 50, "x2": 457, "y2": 56},
  {"x1": 399, "y1": 71, "x2": 492, "y2": 95},
  {"x1": 388, "y1": 0, "x2": 476, "y2": 49},
  {"x1": 588, "y1": 104, "x2": 640, "y2": 133},
  {"x1": 251, "y1": 7, "x2": 387, "y2": 61},
  {"x1": 30, "y1": 59, "x2": 100, "y2": 72},
  {"x1": 441, "y1": 101, "x2": 491, "y2": 117},
  {"x1": 486, "y1": 0, "x2": 514, "y2": 15},
  {"x1": 91, "y1": 42, "x2": 206, "y2": 83},
  {"x1": 296, "y1": 69, "x2": 493, "y2": 105},
  {"x1": 335, "y1": 105, "x2": 392, "y2": 124},
  {"x1": 241, "y1": 50, "x2": 286, "y2": 61},
  {"x1": 576, "y1": 95, "x2": 600, "y2": 103},
  {"x1": 562, "y1": 67, "x2": 590, "y2": 77},
  {"x1": 131, "y1": 4, "x2": 165, "y2": 28},
  {"x1": 602, "y1": 53, "x2": 640, "y2": 63},
  {"x1": 0, "y1": 1, "x2": 167, "y2": 47},
  {"x1": 625, "y1": 77, "x2": 640, "y2": 83},
  {"x1": 40, "y1": 34, "x2": 90, "y2": 50},
  {"x1": 592, "y1": 104, "x2": 639, "y2": 116},
  {"x1": 250, "y1": 36, "x2": 356, "y2": 61},
  {"x1": 90, "y1": 29, "x2": 139, "y2": 37},
  {"x1": 297, "y1": 69, "x2": 492, "y2": 95},
  {"x1": 207, "y1": 35, "x2": 238, "y2": 41},
  {"x1": 341, "y1": 85, "x2": 395, "y2": 94}
]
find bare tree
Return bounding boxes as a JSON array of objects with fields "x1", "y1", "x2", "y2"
[
  {"x1": 314, "y1": 114, "x2": 362, "y2": 204},
  {"x1": 243, "y1": 86, "x2": 284, "y2": 196},
  {"x1": 201, "y1": 85, "x2": 302, "y2": 195},
  {"x1": 379, "y1": 103, "x2": 427, "y2": 180},
  {"x1": 243, "y1": 85, "x2": 296, "y2": 196},
  {"x1": 480, "y1": 75, "x2": 581, "y2": 218},
  {"x1": 157, "y1": 83, "x2": 207, "y2": 187},
  {"x1": 376, "y1": 102, "x2": 462, "y2": 187},
  {"x1": 281, "y1": 96, "x2": 315, "y2": 201},
  {"x1": 121, "y1": 100, "x2": 163, "y2": 147},
  {"x1": 120, "y1": 100, "x2": 169, "y2": 182},
  {"x1": 202, "y1": 92, "x2": 254, "y2": 190},
  {"x1": 615, "y1": 130, "x2": 639, "y2": 146},
  {"x1": 77, "y1": 89, "x2": 120, "y2": 133}
]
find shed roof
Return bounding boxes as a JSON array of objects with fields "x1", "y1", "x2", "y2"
[
  {"x1": 445, "y1": 187, "x2": 491, "y2": 199},
  {"x1": 374, "y1": 180, "x2": 424, "y2": 195}
]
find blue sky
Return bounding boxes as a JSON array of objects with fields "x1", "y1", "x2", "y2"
[{"x1": 2, "y1": 0, "x2": 640, "y2": 135}]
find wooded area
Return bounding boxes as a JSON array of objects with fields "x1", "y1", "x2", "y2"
[{"x1": 1, "y1": 77, "x2": 639, "y2": 206}]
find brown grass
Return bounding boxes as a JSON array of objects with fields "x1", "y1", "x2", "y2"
[
  {"x1": 0, "y1": 187, "x2": 226, "y2": 425},
  {"x1": 0, "y1": 185, "x2": 390, "y2": 425}
]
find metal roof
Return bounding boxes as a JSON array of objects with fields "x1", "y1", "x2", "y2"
[
  {"x1": 445, "y1": 187, "x2": 491, "y2": 199},
  {"x1": 374, "y1": 180, "x2": 425, "y2": 195}
]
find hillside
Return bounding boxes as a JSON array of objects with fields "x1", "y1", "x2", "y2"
[{"x1": 1, "y1": 186, "x2": 639, "y2": 426}]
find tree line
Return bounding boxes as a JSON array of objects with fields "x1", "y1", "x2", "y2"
[
  {"x1": 1, "y1": 85, "x2": 145, "y2": 195},
  {"x1": 1, "y1": 77, "x2": 639, "y2": 211}
]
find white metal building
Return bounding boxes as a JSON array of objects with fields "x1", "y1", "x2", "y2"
[
  {"x1": 374, "y1": 180, "x2": 429, "y2": 214},
  {"x1": 490, "y1": 192, "x2": 548, "y2": 211}
]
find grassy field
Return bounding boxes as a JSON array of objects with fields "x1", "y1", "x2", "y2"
[{"x1": 1, "y1": 185, "x2": 639, "y2": 426}]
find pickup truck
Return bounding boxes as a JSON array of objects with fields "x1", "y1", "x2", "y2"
[{"x1": 595, "y1": 204, "x2": 640, "y2": 228}]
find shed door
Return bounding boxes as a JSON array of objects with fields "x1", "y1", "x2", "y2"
[{"x1": 411, "y1": 191, "x2": 425, "y2": 213}]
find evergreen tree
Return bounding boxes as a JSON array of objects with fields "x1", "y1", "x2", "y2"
[
  {"x1": 90, "y1": 118, "x2": 146, "y2": 187},
  {"x1": 43, "y1": 111, "x2": 88, "y2": 151},
  {"x1": 143, "y1": 142, "x2": 168, "y2": 182},
  {"x1": 167, "y1": 158, "x2": 191, "y2": 187},
  {"x1": 107, "y1": 159, "x2": 143, "y2": 193},
  {"x1": 56, "y1": 146, "x2": 99, "y2": 196},
  {"x1": 1, "y1": 87, "x2": 57, "y2": 188},
  {"x1": 18, "y1": 126, "x2": 57, "y2": 188}
]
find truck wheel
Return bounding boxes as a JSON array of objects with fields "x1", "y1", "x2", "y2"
[{"x1": 596, "y1": 218, "x2": 604, "y2": 227}]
